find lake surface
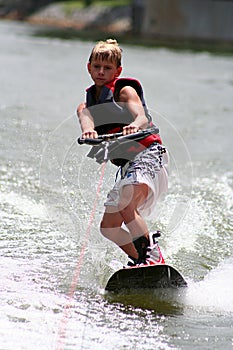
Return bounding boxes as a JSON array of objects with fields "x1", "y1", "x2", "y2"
[{"x1": 0, "y1": 20, "x2": 233, "y2": 350}]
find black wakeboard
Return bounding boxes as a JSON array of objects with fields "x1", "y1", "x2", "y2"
[{"x1": 105, "y1": 264, "x2": 187, "y2": 292}]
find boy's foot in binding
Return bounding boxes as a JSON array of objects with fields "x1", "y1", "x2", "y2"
[{"x1": 127, "y1": 231, "x2": 165, "y2": 267}]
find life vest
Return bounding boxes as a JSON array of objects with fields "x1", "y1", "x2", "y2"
[{"x1": 85, "y1": 78, "x2": 162, "y2": 166}]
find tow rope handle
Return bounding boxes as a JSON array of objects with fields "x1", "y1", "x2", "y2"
[{"x1": 77, "y1": 126, "x2": 159, "y2": 146}]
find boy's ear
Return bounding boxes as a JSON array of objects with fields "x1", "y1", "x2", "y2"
[
  {"x1": 115, "y1": 66, "x2": 122, "y2": 77},
  {"x1": 87, "y1": 62, "x2": 91, "y2": 74}
]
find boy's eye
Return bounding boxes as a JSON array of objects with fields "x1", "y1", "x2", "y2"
[{"x1": 93, "y1": 64, "x2": 112, "y2": 70}]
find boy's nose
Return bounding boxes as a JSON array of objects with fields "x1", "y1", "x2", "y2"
[{"x1": 99, "y1": 67, "x2": 104, "y2": 74}]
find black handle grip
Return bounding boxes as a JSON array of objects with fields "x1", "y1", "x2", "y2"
[
  {"x1": 77, "y1": 126, "x2": 159, "y2": 146},
  {"x1": 78, "y1": 137, "x2": 103, "y2": 145},
  {"x1": 78, "y1": 131, "x2": 124, "y2": 145}
]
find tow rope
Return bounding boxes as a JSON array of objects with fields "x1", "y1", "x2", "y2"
[{"x1": 56, "y1": 161, "x2": 107, "y2": 350}]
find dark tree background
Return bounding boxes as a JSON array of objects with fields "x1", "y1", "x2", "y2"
[{"x1": 0, "y1": 0, "x2": 96, "y2": 18}]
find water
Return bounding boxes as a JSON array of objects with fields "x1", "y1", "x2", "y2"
[{"x1": 0, "y1": 20, "x2": 233, "y2": 350}]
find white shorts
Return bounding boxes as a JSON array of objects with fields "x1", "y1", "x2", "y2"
[{"x1": 104, "y1": 143, "x2": 169, "y2": 217}]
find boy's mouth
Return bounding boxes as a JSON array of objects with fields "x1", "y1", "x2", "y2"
[{"x1": 96, "y1": 78, "x2": 106, "y2": 83}]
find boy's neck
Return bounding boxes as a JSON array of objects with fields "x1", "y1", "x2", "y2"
[
  {"x1": 95, "y1": 78, "x2": 118, "y2": 101},
  {"x1": 94, "y1": 78, "x2": 117, "y2": 101},
  {"x1": 95, "y1": 85, "x2": 102, "y2": 101}
]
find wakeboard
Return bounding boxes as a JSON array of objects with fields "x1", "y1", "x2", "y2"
[{"x1": 105, "y1": 264, "x2": 187, "y2": 292}]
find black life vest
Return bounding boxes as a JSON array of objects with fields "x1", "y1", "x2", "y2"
[{"x1": 85, "y1": 78, "x2": 162, "y2": 166}]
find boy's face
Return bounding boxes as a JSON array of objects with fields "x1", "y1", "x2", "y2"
[{"x1": 87, "y1": 59, "x2": 122, "y2": 88}]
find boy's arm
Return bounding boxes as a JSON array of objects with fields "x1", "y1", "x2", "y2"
[
  {"x1": 77, "y1": 103, "x2": 98, "y2": 139},
  {"x1": 118, "y1": 86, "x2": 149, "y2": 135}
]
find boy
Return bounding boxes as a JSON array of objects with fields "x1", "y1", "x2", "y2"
[{"x1": 77, "y1": 39, "x2": 168, "y2": 266}]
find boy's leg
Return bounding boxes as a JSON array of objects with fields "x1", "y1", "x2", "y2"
[
  {"x1": 118, "y1": 183, "x2": 149, "y2": 240},
  {"x1": 100, "y1": 209, "x2": 139, "y2": 259},
  {"x1": 100, "y1": 183, "x2": 150, "y2": 259}
]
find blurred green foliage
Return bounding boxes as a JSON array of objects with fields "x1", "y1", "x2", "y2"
[{"x1": 61, "y1": 0, "x2": 131, "y2": 7}]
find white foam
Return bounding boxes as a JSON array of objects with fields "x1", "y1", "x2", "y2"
[
  {"x1": 162, "y1": 172, "x2": 233, "y2": 257},
  {"x1": 1, "y1": 191, "x2": 47, "y2": 220},
  {"x1": 185, "y1": 258, "x2": 233, "y2": 313}
]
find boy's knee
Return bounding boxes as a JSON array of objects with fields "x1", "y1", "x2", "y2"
[
  {"x1": 100, "y1": 214, "x2": 122, "y2": 238},
  {"x1": 100, "y1": 217, "x2": 113, "y2": 238},
  {"x1": 100, "y1": 219, "x2": 107, "y2": 236}
]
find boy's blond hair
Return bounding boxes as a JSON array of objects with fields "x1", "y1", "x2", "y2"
[{"x1": 88, "y1": 39, "x2": 122, "y2": 68}]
